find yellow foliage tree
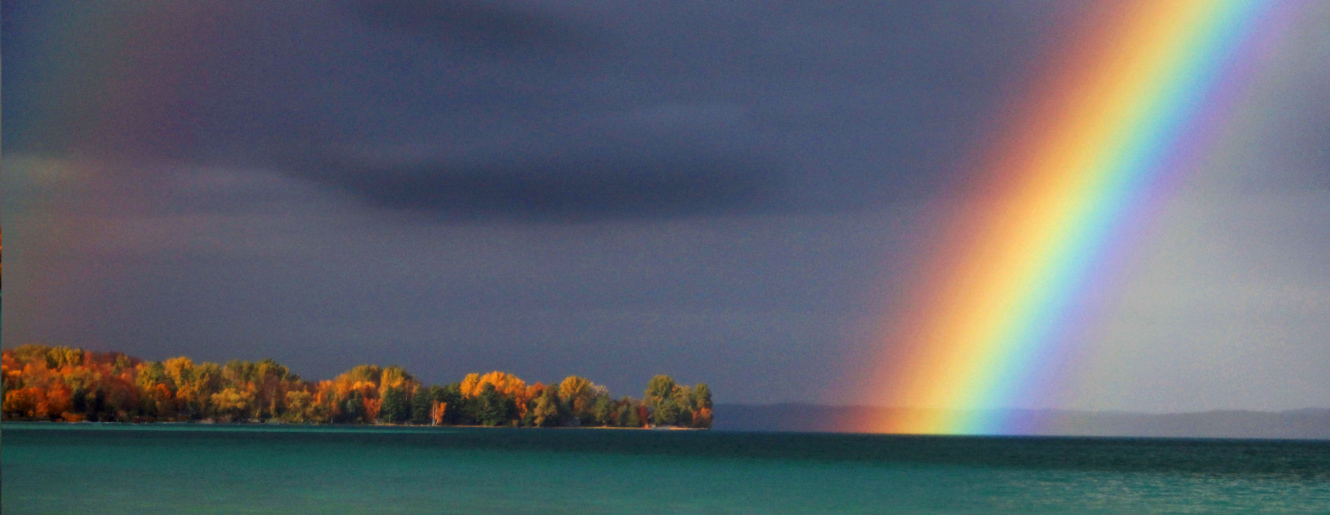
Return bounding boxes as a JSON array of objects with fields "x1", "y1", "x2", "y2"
[
  {"x1": 463, "y1": 371, "x2": 525, "y2": 399},
  {"x1": 459, "y1": 373, "x2": 481, "y2": 397},
  {"x1": 210, "y1": 387, "x2": 253, "y2": 421}
]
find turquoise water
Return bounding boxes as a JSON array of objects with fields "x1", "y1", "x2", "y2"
[{"x1": 3, "y1": 423, "x2": 1328, "y2": 513}]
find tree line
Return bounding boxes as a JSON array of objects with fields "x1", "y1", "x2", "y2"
[{"x1": 1, "y1": 344, "x2": 713, "y2": 428}]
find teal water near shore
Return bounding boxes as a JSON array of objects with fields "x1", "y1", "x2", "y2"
[{"x1": 4, "y1": 423, "x2": 1328, "y2": 513}]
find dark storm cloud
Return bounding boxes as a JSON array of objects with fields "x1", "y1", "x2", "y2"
[
  {"x1": 292, "y1": 100, "x2": 785, "y2": 220},
  {"x1": 353, "y1": 0, "x2": 598, "y2": 51},
  {"x1": 3, "y1": 0, "x2": 1067, "y2": 221},
  {"x1": 319, "y1": 153, "x2": 778, "y2": 221}
]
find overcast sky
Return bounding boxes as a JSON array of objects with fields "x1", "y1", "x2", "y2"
[{"x1": 4, "y1": 1, "x2": 1328, "y2": 412}]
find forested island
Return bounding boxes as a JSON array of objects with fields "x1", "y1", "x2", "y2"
[{"x1": 1, "y1": 345, "x2": 712, "y2": 428}]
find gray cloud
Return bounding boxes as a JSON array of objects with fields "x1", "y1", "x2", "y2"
[
  {"x1": 353, "y1": 0, "x2": 602, "y2": 51},
  {"x1": 318, "y1": 157, "x2": 778, "y2": 221},
  {"x1": 3, "y1": 0, "x2": 1071, "y2": 221},
  {"x1": 291, "y1": 102, "x2": 785, "y2": 220},
  {"x1": 5, "y1": 1, "x2": 1330, "y2": 412}
]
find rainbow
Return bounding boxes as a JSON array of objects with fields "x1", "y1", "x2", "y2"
[
  {"x1": 850, "y1": 0, "x2": 1288, "y2": 434},
  {"x1": 4, "y1": 3, "x2": 230, "y2": 341}
]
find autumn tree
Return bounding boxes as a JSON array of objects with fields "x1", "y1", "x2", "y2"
[
  {"x1": 1, "y1": 344, "x2": 710, "y2": 429},
  {"x1": 211, "y1": 387, "x2": 253, "y2": 422},
  {"x1": 283, "y1": 391, "x2": 315, "y2": 423},
  {"x1": 560, "y1": 375, "x2": 608, "y2": 426},
  {"x1": 377, "y1": 365, "x2": 415, "y2": 424},
  {"x1": 691, "y1": 383, "x2": 714, "y2": 428}
]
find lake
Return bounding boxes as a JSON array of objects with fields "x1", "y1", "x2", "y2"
[{"x1": 3, "y1": 423, "x2": 1328, "y2": 513}]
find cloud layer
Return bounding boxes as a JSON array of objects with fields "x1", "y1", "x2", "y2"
[{"x1": 4, "y1": 1, "x2": 1328, "y2": 411}]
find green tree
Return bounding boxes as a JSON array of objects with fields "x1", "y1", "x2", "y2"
[
  {"x1": 340, "y1": 390, "x2": 365, "y2": 423},
  {"x1": 591, "y1": 396, "x2": 614, "y2": 426},
  {"x1": 410, "y1": 385, "x2": 434, "y2": 425},
  {"x1": 560, "y1": 375, "x2": 609, "y2": 425},
  {"x1": 673, "y1": 385, "x2": 694, "y2": 427},
  {"x1": 476, "y1": 384, "x2": 513, "y2": 426},
  {"x1": 653, "y1": 398, "x2": 681, "y2": 426},
  {"x1": 692, "y1": 384, "x2": 712, "y2": 410},
  {"x1": 644, "y1": 375, "x2": 676, "y2": 409},
  {"x1": 380, "y1": 385, "x2": 410, "y2": 424},
  {"x1": 436, "y1": 384, "x2": 465, "y2": 425},
  {"x1": 622, "y1": 400, "x2": 642, "y2": 428},
  {"x1": 644, "y1": 374, "x2": 678, "y2": 426},
  {"x1": 530, "y1": 389, "x2": 562, "y2": 427},
  {"x1": 141, "y1": 395, "x2": 159, "y2": 418}
]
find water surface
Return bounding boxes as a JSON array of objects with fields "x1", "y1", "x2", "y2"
[{"x1": 4, "y1": 423, "x2": 1327, "y2": 513}]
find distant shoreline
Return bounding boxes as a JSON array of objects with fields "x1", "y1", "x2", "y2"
[{"x1": 712, "y1": 403, "x2": 1330, "y2": 440}]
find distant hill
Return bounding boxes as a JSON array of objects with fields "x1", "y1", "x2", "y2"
[{"x1": 713, "y1": 404, "x2": 1330, "y2": 440}]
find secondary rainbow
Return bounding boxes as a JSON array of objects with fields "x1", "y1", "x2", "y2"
[{"x1": 849, "y1": 0, "x2": 1277, "y2": 434}]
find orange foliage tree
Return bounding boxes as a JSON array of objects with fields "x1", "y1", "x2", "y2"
[{"x1": 2, "y1": 344, "x2": 709, "y2": 429}]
